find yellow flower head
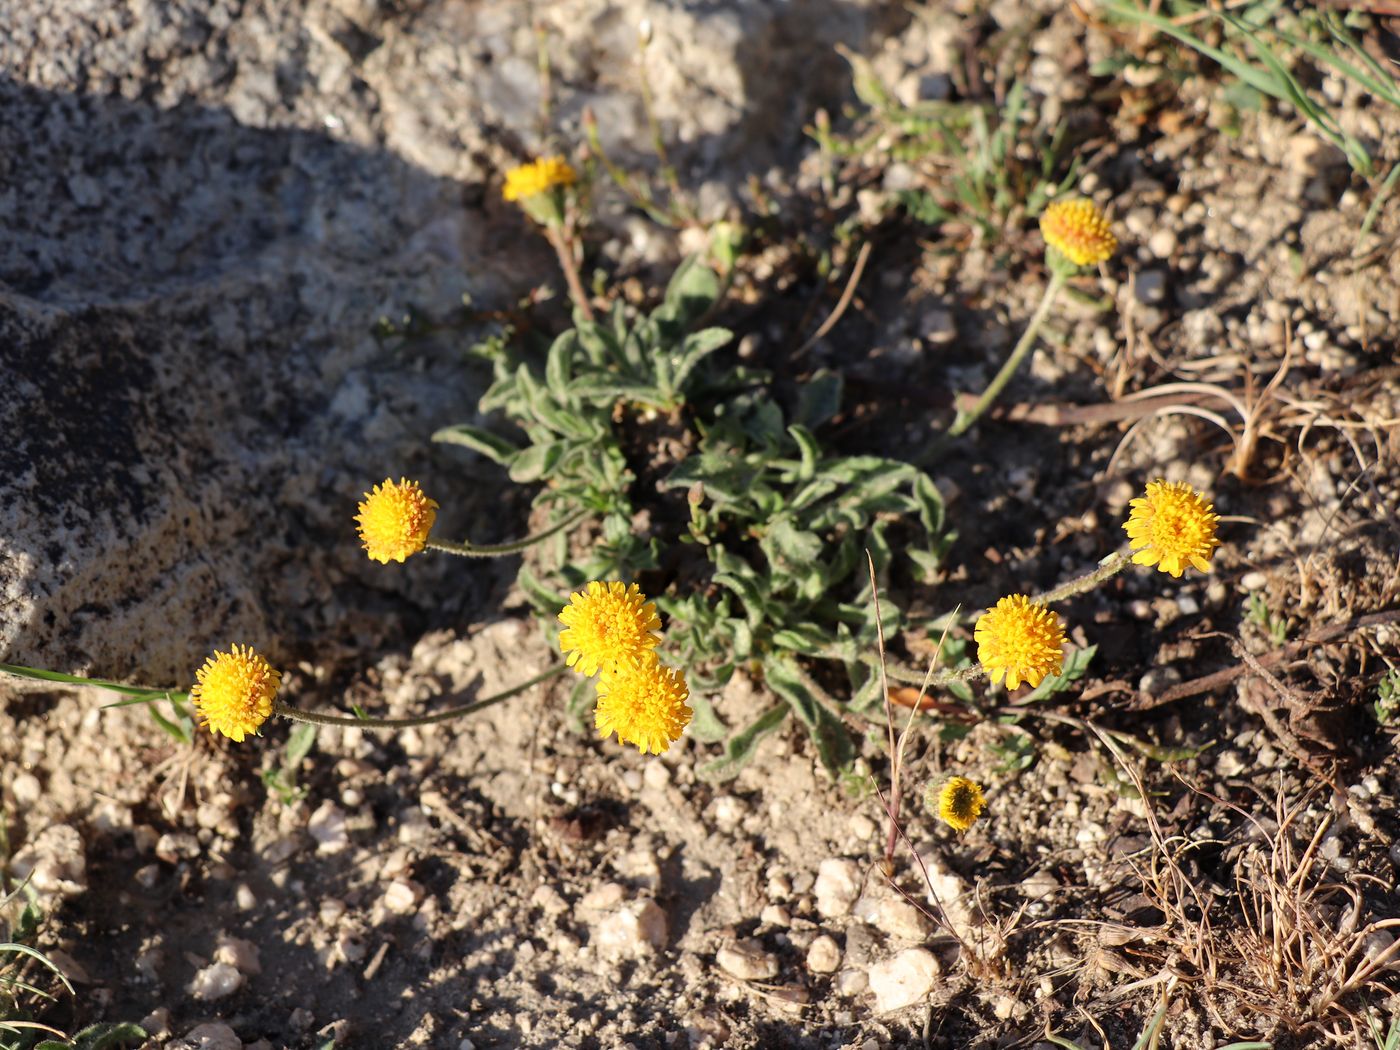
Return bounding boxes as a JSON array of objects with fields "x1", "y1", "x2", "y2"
[
  {"x1": 558, "y1": 581, "x2": 662, "y2": 677},
  {"x1": 595, "y1": 655, "x2": 692, "y2": 755},
  {"x1": 502, "y1": 156, "x2": 577, "y2": 202},
  {"x1": 975, "y1": 595, "x2": 1066, "y2": 691},
  {"x1": 929, "y1": 775, "x2": 987, "y2": 833},
  {"x1": 190, "y1": 644, "x2": 281, "y2": 742},
  {"x1": 355, "y1": 478, "x2": 438, "y2": 564},
  {"x1": 1124, "y1": 480, "x2": 1220, "y2": 578},
  {"x1": 1040, "y1": 198, "x2": 1117, "y2": 267}
]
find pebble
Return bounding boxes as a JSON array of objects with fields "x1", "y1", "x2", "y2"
[
  {"x1": 854, "y1": 894, "x2": 933, "y2": 942},
  {"x1": 759, "y1": 904, "x2": 791, "y2": 927},
  {"x1": 9, "y1": 772, "x2": 41, "y2": 808},
  {"x1": 1134, "y1": 270, "x2": 1169, "y2": 304},
  {"x1": 1138, "y1": 667, "x2": 1182, "y2": 695},
  {"x1": 155, "y1": 832, "x2": 201, "y2": 864},
  {"x1": 531, "y1": 884, "x2": 569, "y2": 916},
  {"x1": 716, "y1": 939, "x2": 779, "y2": 981},
  {"x1": 9, "y1": 825, "x2": 88, "y2": 900},
  {"x1": 919, "y1": 308, "x2": 957, "y2": 345},
  {"x1": 175, "y1": 1022, "x2": 242, "y2": 1050},
  {"x1": 836, "y1": 968, "x2": 869, "y2": 996},
  {"x1": 1216, "y1": 750, "x2": 1247, "y2": 777},
  {"x1": 188, "y1": 962, "x2": 244, "y2": 1001},
  {"x1": 595, "y1": 900, "x2": 668, "y2": 960},
  {"x1": 1147, "y1": 229, "x2": 1177, "y2": 259},
  {"x1": 867, "y1": 948, "x2": 939, "y2": 1012},
  {"x1": 308, "y1": 801, "x2": 349, "y2": 854},
  {"x1": 710, "y1": 795, "x2": 747, "y2": 833},
  {"x1": 806, "y1": 935, "x2": 842, "y2": 973},
  {"x1": 138, "y1": 1008, "x2": 170, "y2": 1038},
  {"x1": 580, "y1": 882, "x2": 627, "y2": 913},
  {"x1": 1240, "y1": 571, "x2": 1267, "y2": 591},
  {"x1": 213, "y1": 935, "x2": 261, "y2": 975},
  {"x1": 134, "y1": 863, "x2": 161, "y2": 889},
  {"x1": 642, "y1": 762, "x2": 671, "y2": 790},
  {"x1": 814, "y1": 858, "x2": 862, "y2": 918},
  {"x1": 383, "y1": 879, "x2": 424, "y2": 915}
]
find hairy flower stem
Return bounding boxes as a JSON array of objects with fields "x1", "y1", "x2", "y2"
[
  {"x1": 544, "y1": 224, "x2": 595, "y2": 323},
  {"x1": 273, "y1": 664, "x2": 568, "y2": 730},
  {"x1": 1033, "y1": 549, "x2": 1133, "y2": 606},
  {"x1": 427, "y1": 507, "x2": 590, "y2": 558},
  {"x1": 946, "y1": 268, "x2": 1067, "y2": 438}
]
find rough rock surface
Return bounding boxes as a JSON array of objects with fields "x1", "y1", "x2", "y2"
[{"x1": 0, "y1": 0, "x2": 890, "y2": 681}]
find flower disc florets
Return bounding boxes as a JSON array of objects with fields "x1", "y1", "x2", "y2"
[
  {"x1": 191, "y1": 644, "x2": 281, "y2": 742},
  {"x1": 1040, "y1": 198, "x2": 1117, "y2": 268},
  {"x1": 1124, "y1": 479, "x2": 1220, "y2": 578},
  {"x1": 929, "y1": 775, "x2": 987, "y2": 833},
  {"x1": 355, "y1": 478, "x2": 438, "y2": 564},
  {"x1": 558, "y1": 581, "x2": 662, "y2": 677},
  {"x1": 975, "y1": 595, "x2": 1066, "y2": 691},
  {"x1": 595, "y1": 655, "x2": 692, "y2": 755},
  {"x1": 502, "y1": 156, "x2": 577, "y2": 202}
]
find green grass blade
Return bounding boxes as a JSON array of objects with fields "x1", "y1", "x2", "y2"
[{"x1": 0, "y1": 663, "x2": 185, "y2": 702}]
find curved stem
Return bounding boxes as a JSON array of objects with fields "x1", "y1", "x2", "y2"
[
  {"x1": 1032, "y1": 549, "x2": 1134, "y2": 606},
  {"x1": 272, "y1": 664, "x2": 569, "y2": 730},
  {"x1": 427, "y1": 507, "x2": 590, "y2": 558},
  {"x1": 946, "y1": 269, "x2": 1068, "y2": 438},
  {"x1": 544, "y1": 224, "x2": 595, "y2": 323}
]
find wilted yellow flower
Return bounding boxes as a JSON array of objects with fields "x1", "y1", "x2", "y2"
[
  {"x1": 595, "y1": 655, "x2": 692, "y2": 755},
  {"x1": 190, "y1": 644, "x2": 281, "y2": 742},
  {"x1": 930, "y1": 775, "x2": 987, "y2": 833},
  {"x1": 502, "y1": 156, "x2": 577, "y2": 202},
  {"x1": 355, "y1": 478, "x2": 438, "y2": 564},
  {"x1": 975, "y1": 595, "x2": 1065, "y2": 690},
  {"x1": 558, "y1": 581, "x2": 662, "y2": 677},
  {"x1": 1124, "y1": 479, "x2": 1220, "y2": 578},
  {"x1": 1040, "y1": 199, "x2": 1117, "y2": 267}
]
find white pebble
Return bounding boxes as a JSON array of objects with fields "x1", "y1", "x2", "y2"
[
  {"x1": 213, "y1": 935, "x2": 262, "y2": 975},
  {"x1": 806, "y1": 935, "x2": 842, "y2": 973},
  {"x1": 308, "y1": 801, "x2": 349, "y2": 855},
  {"x1": 595, "y1": 899, "x2": 668, "y2": 960},
  {"x1": 383, "y1": 879, "x2": 423, "y2": 915},
  {"x1": 9, "y1": 825, "x2": 88, "y2": 900},
  {"x1": 814, "y1": 858, "x2": 863, "y2": 918},
  {"x1": 9, "y1": 773, "x2": 42, "y2": 809},
  {"x1": 188, "y1": 962, "x2": 245, "y2": 1001},
  {"x1": 868, "y1": 948, "x2": 939, "y2": 1012}
]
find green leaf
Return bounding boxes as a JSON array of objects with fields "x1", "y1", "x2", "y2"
[
  {"x1": 518, "y1": 565, "x2": 569, "y2": 614},
  {"x1": 698, "y1": 704, "x2": 789, "y2": 781},
  {"x1": 687, "y1": 694, "x2": 730, "y2": 743},
  {"x1": 508, "y1": 441, "x2": 567, "y2": 483},
  {"x1": 763, "y1": 656, "x2": 854, "y2": 775},
  {"x1": 284, "y1": 722, "x2": 318, "y2": 768},
  {"x1": 771, "y1": 624, "x2": 835, "y2": 656},
  {"x1": 786, "y1": 425, "x2": 820, "y2": 481},
  {"x1": 661, "y1": 256, "x2": 720, "y2": 324},
  {"x1": 671, "y1": 327, "x2": 733, "y2": 394},
  {"x1": 713, "y1": 572, "x2": 769, "y2": 630},
  {"x1": 70, "y1": 1022, "x2": 149, "y2": 1050},
  {"x1": 1016, "y1": 645, "x2": 1097, "y2": 703},
  {"x1": 545, "y1": 330, "x2": 578, "y2": 403},
  {"x1": 147, "y1": 704, "x2": 194, "y2": 746},
  {"x1": 432, "y1": 424, "x2": 521, "y2": 465},
  {"x1": 912, "y1": 472, "x2": 945, "y2": 535}
]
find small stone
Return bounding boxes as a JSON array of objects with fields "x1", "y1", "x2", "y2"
[
  {"x1": 531, "y1": 884, "x2": 568, "y2": 916},
  {"x1": 188, "y1": 961, "x2": 244, "y2": 1001},
  {"x1": 1147, "y1": 229, "x2": 1177, "y2": 259},
  {"x1": 836, "y1": 968, "x2": 869, "y2": 996},
  {"x1": 1216, "y1": 750, "x2": 1247, "y2": 777},
  {"x1": 849, "y1": 813, "x2": 877, "y2": 841},
  {"x1": 642, "y1": 762, "x2": 671, "y2": 790},
  {"x1": 759, "y1": 904, "x2": 791, "y2": 927},
  {"x1": 1241, "y1": 571, "x2": 1268, "y2": 591},
  {"x1": 176, "y1": 1022, "x2": 242, "y2": 1050},
  {"x1": 595, "y1": 899, "x2": 668, "y2": 960},
  {"x1": 716, "y1": 939, "x2": 779, "y2": 981},
  {"x1": 806, "y1": 935, "x2": 842, "y2": 974},
  {"x1": 919, "y1": 308, "x2": 957, "y2": 345},
  {"x1": 710, "y1": 795, "x2": 747, "y2": 833},
  {"x1": 1138, "y1": 666, "x2": 1182, "y2": 695},
  {"x1": 138, "y1": 1008, "x2": 171, "y2": 1038},
  {"x1": 1134, "y1": 270, "x2": 1169, "y2": 305},
  {"x1": 854, "y1": 893, "x2": 934, "y2": 942},
  {"x1": 134, "y1": 863, "x2": 161, "y2": 890},
  {"x1": 155, "y1": 832, "x2": 201, "y2": 864},
  {"x1": 308, "y1": 801, "x2": 349, "y2": 854},
  {"x1": 10, "y1": 773, "x2": 41, "y2": 808},
  {"x1": 868, "y1": 948, "x2": 939, "y2": 1012},
  {"x1": 579, "y1": 882, "x2": 627, "y2": 913},
  {"x1": 814, "y1": 858, "x2": 862, "y2": 918},
  {"x1": 9, "y1": 825, "x2": 87, "y2": 900},
  {"x1": 288, "y1": 1009, "x2": 315, "y2": 1032},
  {"x1": 383, "y1": 879, "x2": 423, "y2": 915},
  {"x1": 213, "y1": 935, "x2": 262, "y2": 975}
]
